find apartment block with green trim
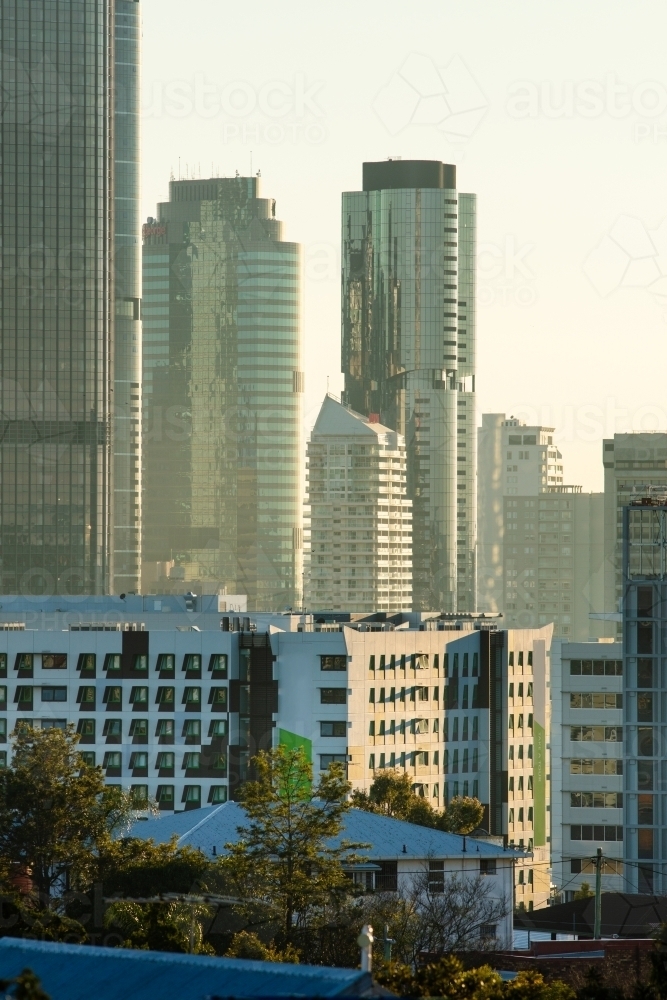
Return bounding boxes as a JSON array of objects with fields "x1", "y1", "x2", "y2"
[{"x1": 270, "y1": 617, "x2": 552, "y2": 910}]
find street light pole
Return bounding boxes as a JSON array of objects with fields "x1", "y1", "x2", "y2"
[{"x1": 593, "y1": 847, "x2": 602, "y2": 940}]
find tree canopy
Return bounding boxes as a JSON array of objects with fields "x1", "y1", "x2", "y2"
[{"x1": 351, "y1": 770, "x2": 484, "y2": 834}]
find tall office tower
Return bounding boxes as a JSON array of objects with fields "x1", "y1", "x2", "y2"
[
  {"x1": 478, "y1": 415, "x2": 604, "y2": 640},
  {"x1": 0, "y1": 0, "x2": 141, "y2": 595},
  {"x1": 305, "y1": 395, "x2": 413, "y2": 613},
  {"x1": 621, "y1": 495, "x2": 667, "y2": 893},
  {"x1": 113, "y1": 1, "x2": 142, "y2": 594},
  {"x1": 341, "y1": 160, "x2": 476, "y2": 612},
  {"x1": 603, "y1": 434, "x2": 667, "y2": 637},
  {"x1": 142, "y1": 177, "x2": 304, "y2": 611},
  {"x1": 550, "y1": 638, "x2": 624, "y2": 902}
]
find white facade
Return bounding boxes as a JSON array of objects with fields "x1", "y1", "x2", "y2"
[
  {"x1": 306, "y1": 395, "x2": 413, "y2": 612},
  {"x1": 550, "y1": 640, "x2": 624, "y2": 901}
]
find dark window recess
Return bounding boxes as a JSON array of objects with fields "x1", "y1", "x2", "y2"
[
  {"x1": 638, "y1": 761, "x2": 653, "y2": 790},
  {"x1": 320, "y1": 655, "x2": 347, "y2": 671},
  {"x1": 156, "y1": 654, "x2": 175, "y2": 675},
  {"x1": 129, "y1": 719, "x2": 148, "y2": 743},
  {"x1": 638, "y1": 586, "x2": 654, "y2": 618},
  {"x1": 638, "y1": 660, "x2": 654, "y2": 688},
  {"x1": 570, "y1": 825, "x2": 623, "y2": 842},
  {"x1": 122, "y1": 629, "x2": 149, "y2": 676},
  {"x1": 321, "y1": 688, "x2": 347, "y2": 704},
  {"x1": 156, "y1": 785, "x2": 175, "y2": 809},
  {"x1": 77, "y1": 654, "x2": 96, "y2": 676},
  {"x1": 376, "y1": 861, "x2": 398, "y2": 891},
  {"x1": 42, "y1": 654, "x2": 67, "y2": 670},
  {"x1": 208, "y1": 654, "x2": 228, "y2": 677},
  {"x1": 76, "y1": 719, "x2": 95, "y2": 743},
  {"x1": 638, "y1": 693, "x2": 653, "y2": 723},
  {"x1": 14, "y1": 654, "x2": 33, "y2": 677},
  {"x1": 480, "y1": 859, "x2": 497, "y2": 875},
  {"x1": 320, "y1": 721, "x2": 346, "y2": 737},
  {"x1": 183, "y1": 654, "x2": 202, "y2": 676},
  {"x1": 156, "y1": 719, "x2": 175, "y2": 744},
  {"x1": 208, "y1": 687, "x2": 228, "y2": 710},
  {"x1": 638, "y1": 794, "x2": 654, "y2": 825},
  {"x1": 76, "y1": 687, "x2": 95, "y2": 706},
  {"x1": 41, "y1": 687, "x2": 66, "y2": 702},
  {"x1": 0, "y1": 654, "x2": 6, "y2": 678},
  {"x1": 103, "y1": 719, "x2": 122, "y2": 743},
  {"x1": 638, "y1": 622, "x2": 653, "y2": 654}
]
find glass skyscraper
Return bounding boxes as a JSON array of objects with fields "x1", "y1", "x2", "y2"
[
  {"x1": 112, "y1": 0, "x2": 142, "y2": 594},
  {"x1": 142, "y1": 177, "x2": 303, "y2": 611},
  {"x1": 0, "y1": 0, "x2": 140, "y2": 595},
  {"x1": 342, "y1": 160, "x2": 476, "y2": 612}
]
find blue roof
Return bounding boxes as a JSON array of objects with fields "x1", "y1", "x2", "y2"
[
  {"x1": 0, "y1": 938, "x2": 371, "y2": 999},
  {"x1": 131, "y1": 803, "x2": 517, "y2": 861}
]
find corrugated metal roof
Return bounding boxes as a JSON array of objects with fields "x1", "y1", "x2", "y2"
[
  {"x1": 131, "y1": 804, "x2": 519, "y2": 861},
  {"x1": 0, "y1": 938, "x2": 371, "y2": 999}
]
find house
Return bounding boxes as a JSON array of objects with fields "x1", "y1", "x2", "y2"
[
  {"x1": 0, "y1": 938, "x2": 377, "y2": 999},
  {"x1": 130, "y1": 803, "x2": 519, "y2": 948}
]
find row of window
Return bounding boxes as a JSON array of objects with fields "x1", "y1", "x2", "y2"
[
  {"x1": 95, "y1": 751, "x2": 227, "y2": 772},
  {"x1": 570, "y1": 758, "x2": 622, "y2": 775},
  {"x1": 570, "y1": 825, "x2": 623, "y2": 841},
  {"x1": 508, "y1": 806, "x2": 534, "y2": 823},
  {"x1": 508, "y1": 713, "x2": 534, "y2": 730},
  {"x1": 0, "y1": 653, "x2": 228, "y2": 675},
  {"x1": 445, "y1": 716, "x2": 479, "y2": 741},
  {"x1": 569, "y1": 660, "x2": 623, "y2": 676},
  {"x1": 570, "y1": 792, "x2": 623, "y2": 809},
  {"x1": 570, "y1": 727, "x2": 622, "y2": 742},
  {"x1": 569, "y1": 693, "x2": 623, "y2": 709},
  {"x1": 3, "y1": 686, "x2": 228, "y2": 708},
  {"x1": 368, "y1": 651, "x2": 484, "y2": 678},
  {"x1": 508, "y1": 682, "x2": 533, "y2": 699},
  {"x1": 0, "y1": 719, "x2": 228, "y2": 741}
]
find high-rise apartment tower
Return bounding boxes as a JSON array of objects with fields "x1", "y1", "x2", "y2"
[
  {"x1": 341, "y1": 160, "x2": 476, "y2": 612},
  {"x1": 305, "y1": 394, "x2": 412, "y2": 612},
  {"x1": 142, "y1": 177, "x2": 303, "y2": 611},
  {"x1": 0, "y1": 0, "x2": 141, "y2": 595}
]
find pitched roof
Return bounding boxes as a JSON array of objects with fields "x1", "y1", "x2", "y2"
[
  {"x1": 0, "y1": 938, "x2": 372, "y2": 1000},
  {"x1": 130, "y1": 803, "x2": 518, "y2": 861},
  {"x1": 515, "y1": 892, "x2": 667, "y2": 938},
  {"x1": 311, "y1": 394, "x2": 394, "y2": 438}
]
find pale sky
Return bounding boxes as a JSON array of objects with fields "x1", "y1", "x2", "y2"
[{"x1": 141, "y1": 0, "x2": 667, "y2": 493}]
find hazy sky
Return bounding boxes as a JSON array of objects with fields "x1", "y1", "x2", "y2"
[{"x1": 141, "y1": 0, "x2": 667, "y2": 492}]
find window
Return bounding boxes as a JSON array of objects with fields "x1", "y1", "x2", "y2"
[
  {"x1": 570, "y1": 726, "x2": 622, "y2": 742},
  {"x1": 569, "y1": 659, "x2": 622, "y2": 676},
  {"x1": 569, "y1": 693, "x2": 623, "y2": 709},
  {"x1": 183, "y1": 719, "x2": 201, "y2": 739},
  {"x1": 428, "y1": 861, "x2": 445, "y2": 894},
  {"x1": 129, "y1": 719, "x2": 148, "y2": 739},
  {"x1": 156, "y1": 687, "x2": 174, "y2": 705},
  {"x1": 131, "y1": 786, "x2": 149, "y2": 806},
  {"x1": 472, "y1": 748, "x2": 479, "y2": 771},
  {"x1": 183, "y1": 752, "x2": 201, "y2": 770},
  {"x1": 133, "y1": 656, "x2": 148, "y2": 672},
  {"x1": 320, "y1": 754, "x2": 347, "y2": 769},
  {"x1": 320, "y1": 655, "x2": 347, "y2": 671},
  {"x1": 76, "y1": 686, "x2": 95, "y2": 705},
  {"x1": 638, "y1": 727, "x2": 655, "y2": 756},
  {"x1": 570, "y1": 792, "x2": 623, "y2": 808},
  {"x1": 77, "y1": 719, "x2": 95, "y2": 738},
  {"x1": 41, "y1": 686, "x2": 66, "y2": 702},
  {"x1": 638, "y1": 794, "x2": 654, "y2": 825},
  {"x1": 156, "y1": 654, "x2": 175, "y2": 673},
  {"x1": 570, "y1": 825, "x2": 624, "y2": 842},
  {"x1": 129, "y1": 752, "x2": 148, "y2": 769},
  {"x1": 156, "y1": 719, "x2": 174, "y2": 737},
  {"x1": 473, "y1": 717, "x2": 479, "y2": 740},
  {"x1": 104, "y1": 654, "x2": 121, "y2": 673},
  {"x1": 183, "y1": 654, "x2": 202, "y2": 673},
  {"x1": 209, "y1": 654, "x2": 228, "y2": 677},
  {"x1": 208, "y1": 687, "x2": 228, "y2": 709},
  {"x1": 129, "y1": 687, "x2": 148, "y2": 705},
  {"x1": 321, "y1": 721, "x2": 346, "y2": 737},
  {"x1": 77, "y1": 654, "x2": 96, "y2": 674},
  {"x1": 212, "y1": 753, "x2": 227, "y2": 772},
  {"x1": 321, "y1": 688, "x2": 346, "y2": 704},
  {"x1": 156, "y1": 786, "x2": 175, "y2": 805},
  {"x1": 480, "y1": 859, "x2": 497, "y2": 875},
  {"x1": 0, "y1": 719, "x2": 6, "y2": 743},
  {"x1": 80, "y1": 752, "x2": 96, "y2": 767},
  {"x1": 183, "y1": 687, "x2": 201, "y2": 705},
  {"x1": 156, "y1": 752, "x2": 175, "y2": 770},
  {"x1": 638, "y1": 829, "x2": 654, "y2": 860},
  {"x1": 15, "y1": 654, "x2": 33, "y2": 672},
  {"x1": 182, "y1": 786, "x2": 201, "y2": 805},
  {"x1": 103, "y1": 752, "x2": 121, "y2": 769},
  {"x1": 209, "y1": 786, "x2": 228, "y2": 804},
  {"x1": 14, "y1": 687, "x2": 32, "y2": 705},
  {"x1": 103, "y1": 687, "x2": 122, "y2": 706},
  {"x1": 208, "y1": 719, "x2": 228, "y2": 738},
  {"x1": 103, "y1": 720, "x2": 122, "y2": 737},
  {"x1": 0, "y1": 655, "x2": 6, "y2": 677},
  {"x1": 42, "y1": 654, "x2": 66, "y2": 670}
]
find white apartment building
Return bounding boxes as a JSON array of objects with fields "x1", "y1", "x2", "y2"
[
  {"x1": 478, "y1": 415, "x2": 604, "y2": 642},
  {"x1": 550, "y1": 640, "x2": 624, "y2": 901},
  {"x1": 305, "y1": 395, "x2": 412, "y2": 613}
]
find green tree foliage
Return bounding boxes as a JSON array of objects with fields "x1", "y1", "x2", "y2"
[
  {"x1": 219, "y1": 746, "x2": 366, "y2": 940},
  {"x1": 0, "y1": 969, "x2": 50, "y2": 1000},
  {"x1": 104, "y1": 898, "x2": 215, "y2": 954},
  {"x1": 574, "y1": 882, "x2": 594, "y2": 900},
  {"x1": 98, "y1": 837, "x2": 211, "y2": 898},
  {"x1": 225, "y1": 930, "x2": 300, "y2": 963},
  {"x1": 351, "y1": 771, "x2": 484, "y2": 834},
  {"x1": 375, "y1": 954, "x2": 575, "y2": 1000},
  {"x1": 0, "y1": 726, "x2": 133, "y2": 904}
]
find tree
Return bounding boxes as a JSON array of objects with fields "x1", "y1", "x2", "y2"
[
  {"x1": 104, "y1": 898, "x2": 215, "y2": 954},
  {"x1": 351, "y1": 771, "x2": 484, "y2": 835},
  {"x1": 0, "y1": 726, "x2": 133, "y2": 905},
  {"x1": 0, "y1": 969, "x2": 50, "y2": 1000},
  {"x1": 574, "y1": 881, "x2": 594, "y2": 900},
  {"x1": 442, "y1": 796, "x2": 485, "y2": 835},
  {"x1": 225, "y1": 930, "x2": 300, "y2": 963},
  {"x1": 219, "y1": 746, "x2": 366, "y2": 941},
  {"x1": 97, "y1": 837, "x2": 211, "y2": 899}
]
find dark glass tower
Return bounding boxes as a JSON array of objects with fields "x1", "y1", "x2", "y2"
[
  {"x1": 342, "y1": 160, "x2": 476, "y2": 612},
  {"x1": 142, "y1": 177, "x2": 304, "y2": 611},
  {"x1": 0, "y1": 0, "x2": 141, "y2": 595},
  {"x1": 113, "y1": 0, "x2": 142, "y2": 594}
]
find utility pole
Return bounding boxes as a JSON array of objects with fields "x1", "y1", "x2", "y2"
[
  {"x1": 382, "y1": 924, "x2": 395, "y2": 963},
  {"x1": 593, "y1": 847, "x2": 603, "y2": 939}
]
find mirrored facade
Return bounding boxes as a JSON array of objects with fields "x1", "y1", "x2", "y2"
[
  {"x1": 342, "y1": 160, "x2": 476, "y2": 611},
  {"x1": 142, "y1": 177, "x2": 303, "y2": 611},
  {"x1": 0, "y1": 0, "x2": 127, "y2": 594}
]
